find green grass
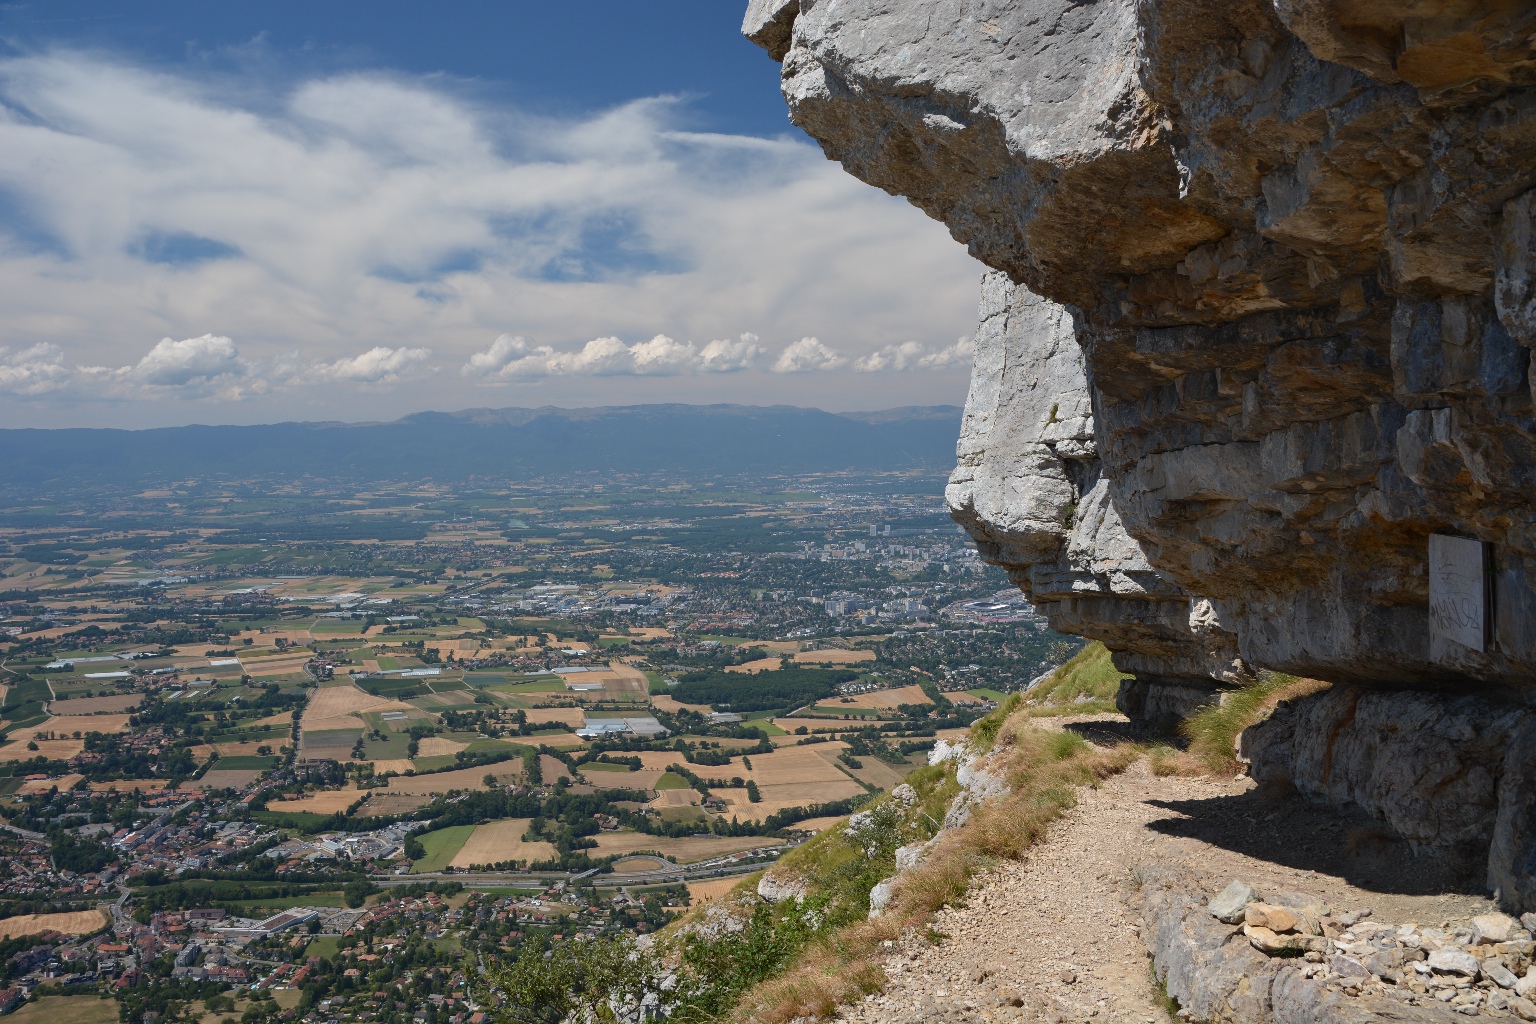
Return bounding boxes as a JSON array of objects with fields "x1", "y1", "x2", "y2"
[
  {"x1": 580, "y1": 761, "x2": 632, "y2": 772},
  {"x1": 1027, "y1": 642, "x2": 1128, "y2": 708},
  {"x1": 489, "y1": 680, "x2": 566, "y2": 694},
  {"x1": 226, "y1": 893, "x2": 347, "y2": 914},
  {"x1": 411, "y1": 825, "x2": 477, "y2": 872},
  {"x1": 655, "y1": 772, "x2": 691, "y2": 791},
  {"x1": 413, "y1": 754, "x2": 459, "y2": 771},
  {"x1": 303, "y1": 936, "x2": 341, "y2": 960},
  {"x1": 967, "y1": 688, "x2": 1008, "y2": 701},
  {"x1": 376, "y1": 656, "x2": 401, "y2": 670},
  {"x1": 361, "y1": 733, "x2": 412, "y2": 759},
  {"x1": 212, "y1": 755, "x2": 279, "y2": 769},
  {"x1": 1182, "y1": 672, "x2": 1322, "y2": 773}
]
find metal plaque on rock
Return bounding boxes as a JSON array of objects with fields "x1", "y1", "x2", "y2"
[{"x1": 1429, "y1": 534, "x2": 1491, "y2": 653}]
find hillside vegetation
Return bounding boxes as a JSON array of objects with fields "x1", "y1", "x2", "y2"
[
  {"x1": 483, "y1": 653, "x2": 1323, "y2": 1023},
  {"x1": 1024, "y1": 641, "x2": 1128, "y2": 714}
]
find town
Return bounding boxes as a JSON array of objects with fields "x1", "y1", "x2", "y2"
[{"x1": 0, "y1": 471, "x2": 1079, "y2": 1024}]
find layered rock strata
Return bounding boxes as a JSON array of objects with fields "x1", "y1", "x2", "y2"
[{"x1": 742, "y1": 0, "x2": 1536, "y2": 695}]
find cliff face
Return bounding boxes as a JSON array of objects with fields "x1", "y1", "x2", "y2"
[{"x1": 743, "y1": 0, "x2": 1536, "y2": 695}]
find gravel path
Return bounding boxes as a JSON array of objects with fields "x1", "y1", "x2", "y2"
[{"x1": 839, "y1": 752, "x2": 1497, "y2": 1024}]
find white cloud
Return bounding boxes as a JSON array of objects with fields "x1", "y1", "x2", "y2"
[
  {"x1": 0, "y1": 52, "x2": 982, "y2": 426},
  {"x1": 772, "y1": 337, "x2": 846, "y2": 373},
  {"x1": 130, "y1": 334, "x2": 244, "y2": 385},
  {"x1": 312, "y1": 346, "x2": 433, "y2": 384},
  {"x1": 698, "y1": 334, "x2": 763, "y2": 373},
  {"x1": 0, "y1": 343, "x2": 72, "y2": 395},
  {"x1": 854, "y1": 336, "x2": 975, "y2": 372},
  {"x1": 462, "y1": 332, "x2": 766, "y2": 381}
]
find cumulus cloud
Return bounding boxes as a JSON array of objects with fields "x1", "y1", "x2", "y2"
[
  {"x1": 0, "y1": 52, "x2": 982, "y2": 425},
  {"x1": 130, "y1": 334, "x2": 244, "y2": 386},
  {"x1": 312, "y1": 346, "x2": 434, "y2": 384},
  {"x1": 462, "y1": 332, "x2": 765, "y2": 381},
  {"x1": 853, "y1": 336, "x2": 975, "y2": 372},
  {"x1": 0, "y1": 344, "x2": 72, "y2": 395},
  {"x1": 772, "y1": 337, "x2": 847, "y2": 373}
]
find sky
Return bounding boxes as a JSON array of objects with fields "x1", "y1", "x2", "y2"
[{"x1": 0, "y1": 1, "x2": 983, "y2": 429}]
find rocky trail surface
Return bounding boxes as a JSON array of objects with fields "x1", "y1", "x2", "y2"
[{"x1": 843, "y1": 746, "x2": 1496, "y2": 1024}]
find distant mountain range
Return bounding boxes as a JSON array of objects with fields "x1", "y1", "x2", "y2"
[{"x1": 0, "y1": 404, "x2": 964, "y2": 490}]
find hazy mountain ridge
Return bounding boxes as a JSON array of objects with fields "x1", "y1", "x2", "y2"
[{"x1": 0, "y1": 403, "x2": 964, "y2": 490}]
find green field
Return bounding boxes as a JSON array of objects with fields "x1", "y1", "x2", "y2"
[
  {"x1": 411, "y1": 825, "x2": 476, "y2": 872},
  {"x1": 303, "y1": 936, "x2": 341, "y2": 959},
  {"x1": 215, "y1": 755, "x2": 280, "y2": 769},
  {"x1": 967, "y1": 688, "x2": 1008, "y2": 701},
  {"x1": 225, "y1": 893, "x2": 347, "y2": 913},
  {"x1": 488, "y1": 680, "x2": 565, "y2": 694},
  {"x1": 655, "y1": 772, "x2": 690, "y2": 791},
  {"x1": 580, "y1": 761, "x2": 632, "y2": 772},
  {"x1": 412, "y1": 754, "x2": 458, "y2": 772}
]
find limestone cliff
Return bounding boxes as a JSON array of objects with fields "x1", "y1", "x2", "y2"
[{"x1": 743, "y1": 0, "x2": 1536, "y2": 696}]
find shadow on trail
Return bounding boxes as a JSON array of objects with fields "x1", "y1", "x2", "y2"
[{"x1": 1137, "y1": 785, "x2": 1486, "y2": 899}]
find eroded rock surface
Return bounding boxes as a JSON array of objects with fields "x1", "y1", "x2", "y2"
[{"x1": 743, "y1": 0, "x2": 1536, "y2": 694}]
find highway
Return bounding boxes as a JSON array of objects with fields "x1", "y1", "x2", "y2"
[{"x1": 370, "y1": 857, "x2": 773, "y2": 889}]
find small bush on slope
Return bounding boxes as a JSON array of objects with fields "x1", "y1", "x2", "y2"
[{"x1": 1025, "y1": 641, "x2": 1129, "y2": 715}]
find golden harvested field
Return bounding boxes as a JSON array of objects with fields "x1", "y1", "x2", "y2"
[
  {"x1": 632, "y1": 751, "x2": 692, "y2": 772},
  {"x1": 0, "y1": 909, "x2": 108, "y2": 939},
  {"x1": 415, "y1": 736, "x2": 468, "y2": 758},
  {"x1": 383, "y1": 764, "x2": 521, "y2": 795},
  {"x1": 593, "y1": 832, "x2": 777, "y2": 863},
  {"x1": 449, "y1": 818, "x2": 554, "y2": 868},
  {"x1": 48, "y1": 693, "x2": 140, "y2": 715},
  {"x1": 724, "y1": 658, "x2": 779, "y2": 675},
  {"x1": 687, "y1": 876, "x2": 750, "y2": 903},
  {"x1": 355, "y1": 792, "x2": 433, "y2": 816},
  {"x1": 0, "y1": 736, "x2": 84, "y2": 761},
  {"x1": 742, "y1": 744, "x2": 850, "y2": 786},
  {"x1": 649, "y1": 695, "x2": 712, "y2": 715},
  {"x1": 748, "y1": 640, "x2": 801, "y2": 655},
  {"x1": 89, "y1": 779, "x2": 167, "y2": 793},
  {"x1": 650, "y1": 789, "x2": 700, "y2": 809},
  {"x1": 522, "y1": 708, "x2": 584, "y2": 726},
  {"x1": 48, "y1": 713, "x2": 132, "y2": 734},
  {"x1": 250, "y1": 710, "x2": 294, "y2": 728},
  {"x1": 370, "y1": 758, "x2": 415, "y2": 774},
  {"x1": 790, "y1": 814, "x2": 852, "y2": 834},
  {"x1": 539, "y1": 754, "x2": 573, "y2": 782},
  {"x1": 267, "y1": 788, "x2": 361, "y2": 814},
  {"x1": 795, "y1": 648, "x2": 876, "y2": 665},
  {"x1": 304, "y1": 684, "x2": 413, "y2": 733},
  {"x1": 838, "y1": 684, "x2": 932, "y2": 709},
  {"x1": 19, "y1": 774, "x2": 83, "y2": 794}
]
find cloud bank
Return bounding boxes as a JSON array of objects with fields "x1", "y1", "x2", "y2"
[{"x1": 0, "y1": 51, "x2": 981, "y2": 424}]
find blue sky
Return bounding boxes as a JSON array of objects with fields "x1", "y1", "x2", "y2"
[{"x1": 0, "y1": 1, "x2": 981, "y2": 427}]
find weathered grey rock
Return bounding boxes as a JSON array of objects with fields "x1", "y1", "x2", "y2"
[
  {"x1": 757, "y1": 869, "x2": 807, "y2": 904},
  {"x1": 742, "y1": 0, "x2": 1536, "y2": 696},
  {"x1": 1486, "y1": 960, "x2": 1519, "y2": 989},
  {"x1": 1474, "y1": 914, "x2": 1521, "y2": 946},
  {"x1": 1242, "y1": 686, "x2": 1535, "y2": 893},
  {"x1": 1429, "y1": 950, "x2": 1481, "y2": 978},
  {"x1": 867, "y1": 877, "x2": 895, "y2": 918},
  {"x1": 1209, "y1": 880, "x2": 1258, "y2": 925},
  {"x1": 1139, "y1": 861, "x2": 1465, "y2": 1024}
]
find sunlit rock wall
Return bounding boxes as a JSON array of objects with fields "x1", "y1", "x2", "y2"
[{"x1": 744, "y1": 0, "x2": 1536, "y2": 696}]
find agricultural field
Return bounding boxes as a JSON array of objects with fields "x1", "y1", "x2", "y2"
[
  {"x1": 449, "y1": 818, "x2": 555, "y2": 868},
  {"x1": 411, "y1": 824, "x2": 476, "y2": 871},
  {"x1": 590, "y1": 832, "x2": 778, "y2": 863},
  {"x1": 5, "y1": 996, "x2": 118, "y2": 1024},
  {"x1": 0, "y1": 909, "x2": 109, "y2": 939}
]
